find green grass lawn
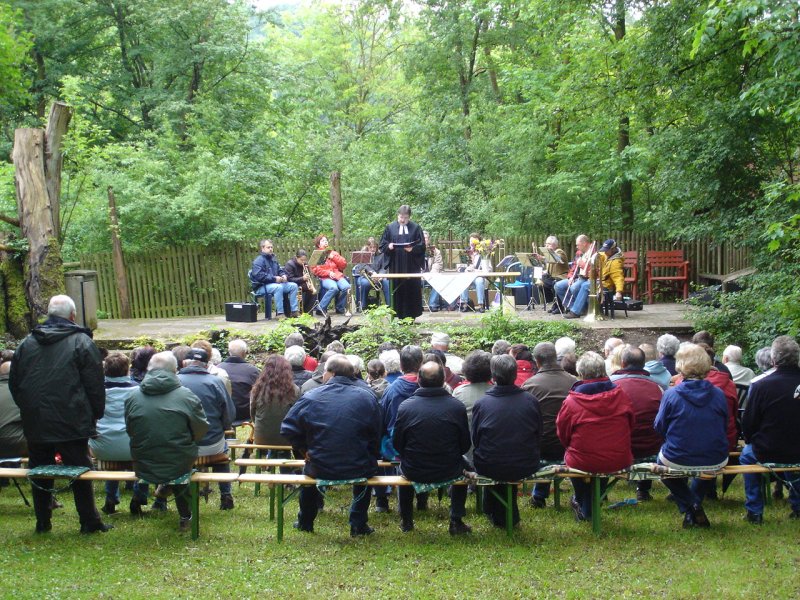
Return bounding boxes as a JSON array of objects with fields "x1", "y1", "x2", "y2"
[{"x1": 1, "y1": 476, "x2": 798, "y2": 599}]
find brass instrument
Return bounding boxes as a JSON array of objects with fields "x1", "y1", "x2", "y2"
[{"x1": 303, "y1": 263, "x2": 317, "y2": 295}]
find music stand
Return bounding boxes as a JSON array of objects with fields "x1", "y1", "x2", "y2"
[{"x1": 351, "y1": 251, "x2": 373, "y2": 265}]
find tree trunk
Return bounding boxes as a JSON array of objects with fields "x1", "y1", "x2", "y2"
[
  {"x1": 330, "y1": 171, "x2": 343, "y2": 247},
  {"x1": 107, "y1": 186, "x2": 131, "y2": 318},
  {"x1": 13, "y1": 128, "x2": 65, "y2": 320},
  {"x1": 44, "y1": 102, "x2": 72, "y2": 238}
]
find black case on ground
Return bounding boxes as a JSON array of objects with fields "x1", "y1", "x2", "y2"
[{"x1": 225, "y1": 302, "x2": 258, "y2": 322}]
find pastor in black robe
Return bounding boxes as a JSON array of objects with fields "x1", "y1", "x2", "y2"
[{"x1": 379, "y1": 219, "x2": 426, "y2": 320}]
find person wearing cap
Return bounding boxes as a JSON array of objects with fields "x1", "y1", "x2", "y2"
[
  {"x1": 563, "y1": 238, "x2": 624, "y2": 319},
  {"x1": 250, "y1": 239, "x2": 300, "y2": 319},
  {"x1": 177, "y1": 347, "x2": 236, "y2": 510}
]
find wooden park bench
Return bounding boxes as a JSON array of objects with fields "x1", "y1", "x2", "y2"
[{"x1": 645, "y1": 250, "x2": 689, "y2": 301}]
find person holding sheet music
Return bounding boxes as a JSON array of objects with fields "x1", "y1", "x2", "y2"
[
  {"x1": 311, "y1": 234, "x2": 351, "y2": 316},
  {"x1": 379, "y1": 205, "x2": 426, "y2": 320}
]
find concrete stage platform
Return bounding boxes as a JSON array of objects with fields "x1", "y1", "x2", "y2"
[{"x1": 93, "y1": 302, "x2": 694, "y2": 345}]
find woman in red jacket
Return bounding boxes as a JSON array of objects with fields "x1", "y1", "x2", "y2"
[
  {"x1": 310, "y1": 234, "x2": 351, "y2": 316},
  {"x1": 557, "y1": 351, "x2": 634, "y2": 521}
]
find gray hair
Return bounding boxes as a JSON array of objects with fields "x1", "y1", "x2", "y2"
[
  {"x1": 754, "y1": 346, "x2": 773, "y2": 372},
  {"x1": 378, "y1": 349, "x2": 401, "y2": 374},
  {"x1": 722, "y1": 345, "x2": 742, "y2": 364},
  {"x1": 228, "y1": 339, "x2": 248, "y2": 357},
  {"x1": 532, "y1": 342, "x2": 558, "y2": 366},
  {"x1": 284, "y1": 345, "x2": 306, "y2": 368},
  {"x1": 576, "y1": 351, "x2": 607, "y2": 380},
  {"x1": 491, "y1": 354, "x2": 518, "y2": 386},
  {"x1": 555, "y1": 337, "x2": 576, "y2": 357},
  {"x1": 47, "y1": 295, "x2": 76, "y2": 319},
  {"x1": 771, "y1": 336, "x2": 800, "y2": 368},
  {"x1": 656, "y1": 334, "x2": 680, "y2": 358},
  {"x1": 148, "y1": 351, "x2": 178, "y2": 373}
]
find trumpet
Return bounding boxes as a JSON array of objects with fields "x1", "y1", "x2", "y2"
[{"x1": 303, "y1": 263, "x2": 317, "y2": 295}]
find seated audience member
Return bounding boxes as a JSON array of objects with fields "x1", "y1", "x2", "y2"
[
  {"x1": 656, "y1": 334, "x2": 680, "y2": 376},
  {"x1": 523, "y1": 342, "x2": 577, "y2": 508},
  {"x1": 691, "y1": 331, "x2": 732, "y2": 378},
  {"x1": 453, "y1": 350, "x2": 493, "y2": 431},
  {"x1": 89, "y1": 353, "x2": 140, "y2": 515},
  {"x1": 491, "y1": 339, "x2": 511, "y2": 356},
  {"x1": 509, "y1": 344, "x2": 536, "y2": 386},
  {"x1": 640, "y1": 343, "x2": 671, "y2": 390},
  {"x1": 125, "y1": 352, "x2": 209, "y2": 530},
  {"x1": 722, "y1": 345, "x2": 755, "y2": 386},
  {"x1": 431, "y1": 332, "x2": 464, "y2": 375},
  {"x1": 285, "y1": 332, "x2": 317, "y2": 372},
  {"x1": 392, "y1": 361, "x2": 472, "y2": 535},
  {"x1": 178, "y1": 348, "x2": 236, "y2": 511},
  {"x1": 556, "y1": 351, "x2": 634, "y2": 522},
  {"x1": 216, "y1": 339, "x2": 260, "y2": 423},
  {"x1": 554, "y1": 337, "x2": 576, "y2": 364},
  {"x1": 129, "y1": 346, "x2": 156, "y2": 384},
  {"x1": 0, "y1": 361, "x2": 27, "y2": 458},
  {"x1": 250, "y1": 238, "x2": 300, "y2": 319},
  {"x1": 280, "y1": 356, "x2": 381, "y2": 536},
  {"x1": 740, "y1": 336, "x2": 800, "y2": 524},
  {"x1": 472, "y1": 355, "x2": 542, "y2": 528},
  {"x1": 610, "y1": 346, "x2": 664, "y2": 501},
  {"x1": 379, "y1": 349, "x2": 402, "y2": 384},
  {"x1": 251, "y1": 356, "x2": 299, "y2": 453},
  {"x1": 654, "y1": 343, "x2": 729, "y2": 528},
  {"x1": 284, "y1": 345, "x2": 313, "y2": 389},
  {"x1": 366, "y1": 360, "x2": 389, "y2": 398},
  {"x1": 750, "y1": 346, "x2": 775, "y2": 384}
]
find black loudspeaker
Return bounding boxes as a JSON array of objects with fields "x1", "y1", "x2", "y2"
[{"x1": 225, "y1": 302, "x2": 258, "y2": 322}]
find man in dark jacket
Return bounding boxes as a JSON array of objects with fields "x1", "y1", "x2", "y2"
[
  {"x1": 392, "y1": 361, "x2": 471, "y2": 535},
  {"x1": 216, "y1": 339, "x2": 260, "y2": 423},
  {"x1": 280, "y1": 355, "x2": 381, "y2": 536},
  {"x1": 610, "y1": 346, "x2": 664, "y2": 501},
  {"x1": 9, "y1": 295, "x2": 109, "y2": 535},
  {"x1": 522, "y1": 342, "x2": 576, "y2": 508},
  {"x1": 125, "y1": 352, "x2": 209, "y2": 530},
  {"x1": 740, "y1": 336, "x2": 800, "y2": 524},
  {"x1": 178, "y1": 348, "x2": 236, "y2": 510},
  {"x1": 250, "y1": 239, "x2": 300, "y2": 319},
  {"x1": 472, "y1": 355, "x2": 542, "y2": 528}
]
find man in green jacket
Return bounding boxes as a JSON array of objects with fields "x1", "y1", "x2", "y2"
[
  {"x1": 125, "y1": 351, "x2": 209, "y2": 531},
  {"x1": 10, "y1": 295, "x2": 108, "y2": 535}
]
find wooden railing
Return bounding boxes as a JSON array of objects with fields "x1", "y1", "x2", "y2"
[{"x1": 80, "y1": 234, "x2": 752, "y2": 319}]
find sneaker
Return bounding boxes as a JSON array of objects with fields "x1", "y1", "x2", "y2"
[
  {"x1": 448, "y1": 518, "x2": 472, "y2": 536},
  {"x1": 101, "y1": 500, "x2": 118, "y2": 515},
  {"x1": 570, "y1": 496, "x2": 586, "y2": 522},
  {"x1": 691, "y1": 504, "x2": 710, "y2": 528},
  {"x1": 400, "y1": 519, "x2": 414, "y2": 533},
  {"x1": 530, "y1": 496, "x2": 546, "y2": 509},
  {"x1": 745, "y1": 510, "x2": 763, "y2": 525},
  {"x1": 350, "y1": 524, "x2": 374, "y2": 537},
  {"x1": 636, "y1": 489, "x2": 653, "y2": 502},
  {"x1": 179, "y1": 517, "x2": 192, "y2": 532},
  {"x1": 220, "y1": 494, "x2": 234, "y2": 510},
  {"x1": 80, "y1": 521, "x2": 114, "y2": 534},
  {"x1": 293, "y1": 521, "x2": 313, "y2": 533},
  {"x1": 35, "y1": 520, "x2": 52, "y2": 534}
]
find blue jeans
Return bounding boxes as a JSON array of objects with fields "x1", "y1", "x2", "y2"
[
  {"x1": 256, "y1": 282, "x2": 299, "y2": 313},
  {"x1": 460, "y1": 276, "x2": 486, "y2": 307},
  {"x1": 320, "y1": 278, "x2": 350, "y2": 312},
  {"x1": 567, "y1": 279, "x2": 591, "y2": 315},
  {"x1": 740, "y1": 444, "x2": 800, "y2": 515}
]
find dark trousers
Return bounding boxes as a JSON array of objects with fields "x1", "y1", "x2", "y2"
[
  {"x1": 398, "y1": 485, "x2": 466, "y2": 522},
  {"x1": 28, "y1": 439, "x2": 101, "y2": 527},
  {"x1": 297, "y1": 484, "x2": 370, "y2": 530},
  {"x1": 571, "y1": 477, "x2": 608, "y2": 518},
  {"x1": 483, "y1": 484, "x2": 519, "y2": 527}
]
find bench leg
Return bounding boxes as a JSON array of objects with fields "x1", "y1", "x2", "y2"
[
  {"x1": 190, "y1": 481, "x2": 200, "y2": 540},
  {"x1": 277, "y1": 483, "x2": 285, "y2": 543},
  {"x1": 591, "y1": 477, "x2": 602, "y2": 534}
]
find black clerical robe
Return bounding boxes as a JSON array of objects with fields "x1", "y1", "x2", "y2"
[{"x1": 379, "y1": 220, "x2": 426, "y2": 320}]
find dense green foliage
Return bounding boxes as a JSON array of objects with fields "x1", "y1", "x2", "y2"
[{"x1": 1, "y1": 0, "x2": 798, "y2": 351}]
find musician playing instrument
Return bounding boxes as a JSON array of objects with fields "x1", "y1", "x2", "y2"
[
  {"x1": 353, "y1": 238, "x2": 390, "y2": 312},
  {"x1": 284, "y1": 249, "x2": 316, "y2": 314},
  {"x1": 423, "y1": 231, "x2": 445, "y2": 312},
  {"x1": 553, "y1": 234, "x2": 591, "y2": 314},
  {"x1": 250, "y1": 239, "x2": 300, "y2": 319},
  {"x1": 311, "y1": 234, "x2": 351, "y2": 316},
  {"x1": 379, "y1": 204, "x2": 426, "y2": 320},
  {"x1": 563, "y1": 238, "x2": 625, "y2": 319}
]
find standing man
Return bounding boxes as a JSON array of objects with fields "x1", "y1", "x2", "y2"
[
  {"x1": 9, "y1": 295, "x2": 110, "y2": 534},
  {"x1": 250, "y1": 239, "x2": 300, "y2": 319},
  {"x1": 284, "y1": 249, "x2": 316, "y2": 314},
  {"x1": 280, "y1": 356, "x2": 381, "y2": 536},
  {"x1": 379, "y1": 205, "x2": 426, "y2": 320}
]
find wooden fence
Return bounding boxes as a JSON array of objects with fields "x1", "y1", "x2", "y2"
[{"x1": 79, "y1": 233, "x2": 752, "y2": 319}]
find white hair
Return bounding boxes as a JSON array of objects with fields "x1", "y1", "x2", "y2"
[
  {"x1": 284, "y1": 345, "x2": 306, "y2": 368},
  {"x1": 148, "y1": 351, "x2": 178, "y2": 373},
  {"x1": 379, "y1": 349, "x2": 401, "y2": 374},
  {"x1": 47, "y1": 295, "x2": 76, "y2": 319},
  {"x1": 722, "y1": 345, "x2": 742, "y2": 364},
  {"x1": 555, "y1": 336, "x2": 576, "y2": 357},
  {"x1": 228, "y1": 339, "x2": 248, "y2": 357}
]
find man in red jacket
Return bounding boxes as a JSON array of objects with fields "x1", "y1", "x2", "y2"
[
  {"x1": 557, "y1": 351, "x2": 634, "y2": 521},
  {"x1": 610, "y1": 346, "x2": 664, "y2": 501}
]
